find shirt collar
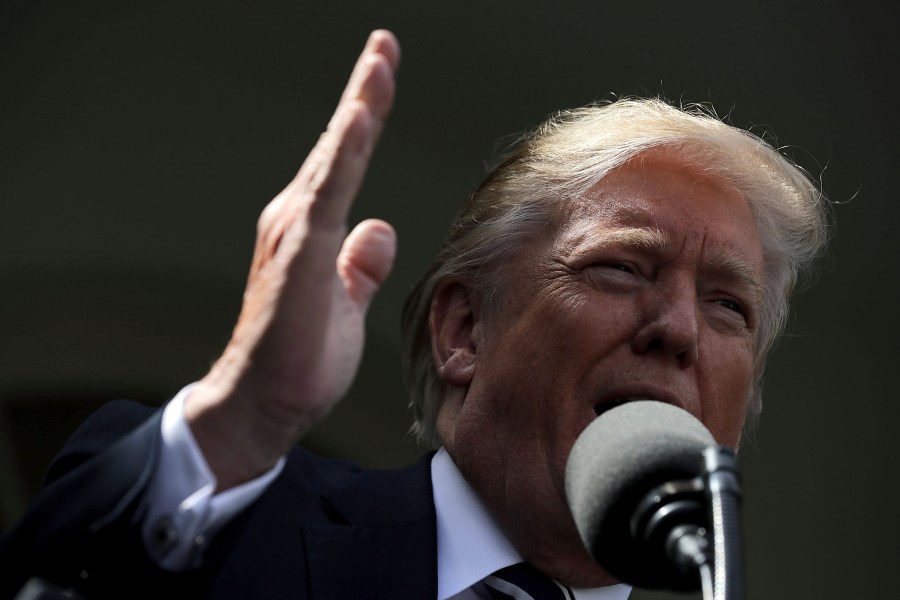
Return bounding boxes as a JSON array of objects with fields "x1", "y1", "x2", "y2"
[{"x1": 431, "y1": 448, "x2": 631, "y2": 600}]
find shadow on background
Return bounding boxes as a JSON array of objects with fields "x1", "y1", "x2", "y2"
[{"x1": 1, "y1": 1, "x2": 898, "y2": 598}]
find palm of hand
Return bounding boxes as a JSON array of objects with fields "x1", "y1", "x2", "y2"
[{"x1": 184, "y1": 31, "x2": 400, "y2": 489}]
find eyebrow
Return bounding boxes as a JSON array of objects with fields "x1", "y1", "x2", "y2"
[
  {"x1": 593, "y1": 226, "x2": 669, "y2": 251},
  {"x1": 565, "y1": 225, "x2": 764, "y2": 300},
  {"x1": 703, "y1": 243, "x2": 765, "y2": 301},
  {"x1": 563, "y1": 224, "x2": 669, "y2": 258}
]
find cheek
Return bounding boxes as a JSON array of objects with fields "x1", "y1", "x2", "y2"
[
  {"x1": 714, "y1": 404, "x2": 748, "y2": 449},
  {"x1": 705, "y1": 352, "x2": 754, "y2": 447}
]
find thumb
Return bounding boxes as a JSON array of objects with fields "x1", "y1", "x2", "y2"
[{"x1": 337, "y1": 219, "x2": 397, "y2": 309}]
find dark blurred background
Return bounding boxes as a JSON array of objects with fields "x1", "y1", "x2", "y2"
[{"x1": 0, "y1": 1, "x2": 897, "y2": 598}]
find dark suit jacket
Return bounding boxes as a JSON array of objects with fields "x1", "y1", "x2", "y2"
[{"x1": 0, "y1": 401, "x2": 438, "y2": 599}]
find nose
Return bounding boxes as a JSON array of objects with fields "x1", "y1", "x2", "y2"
[{"x1": 631, "y1": 281, "x2": 700, "y2": 367}]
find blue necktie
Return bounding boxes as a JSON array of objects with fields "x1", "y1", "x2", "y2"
[{"x1": 483, "y1": 563, "x2": 573, "y2": 600}]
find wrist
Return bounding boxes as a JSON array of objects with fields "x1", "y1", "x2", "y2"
[{"x1": 183, "y1": 374, "x2": 306, "y2": 491}]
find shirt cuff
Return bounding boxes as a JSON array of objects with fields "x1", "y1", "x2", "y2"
[{"x1": 141, "y1": 384, "x2": 285, "y2": 570}]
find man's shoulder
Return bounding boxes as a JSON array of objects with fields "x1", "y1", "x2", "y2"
[
  {"x1": 273, "y1": 447, "x2": 437, "y2": 525},
  {"x1": 43, "y1": 399, "x2": 159, "y2": 487}
]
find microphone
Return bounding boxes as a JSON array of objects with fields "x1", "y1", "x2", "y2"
[{"x1": 565, "y1": 400, "x2": 718, "y2": 591}]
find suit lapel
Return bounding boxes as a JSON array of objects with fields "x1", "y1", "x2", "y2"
[{"x1": 304, "y1": 453, "x2": 438, "y2": 599}]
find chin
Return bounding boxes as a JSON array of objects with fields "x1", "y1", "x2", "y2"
[{"x1": 521, "y1": 533, "x2": 619, "y2": 588}]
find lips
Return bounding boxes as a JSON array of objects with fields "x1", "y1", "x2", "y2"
[
  {"x1": 592, "y1": 385, "x2": 685, "y2": 419},
  {"x1": 592, "y1": 396, "x2": 642, "y2": 418}
]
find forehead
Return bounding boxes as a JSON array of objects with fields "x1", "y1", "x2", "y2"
[
  {"x1": 547, "y1": 152, "x2": 764, "y2": 285},
  {"x1": 557, "y1": 152, "x2": 757, "y2": 239},
  {"x1": 572, "y1": 150, "x2": 744, "y2": 215}
]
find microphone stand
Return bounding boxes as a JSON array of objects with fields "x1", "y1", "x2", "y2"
[
  {"x1": 639, "y1": 445, "x2": 745, "y2": 600},
  {"x1": 700, "y1": 446, "x2": 745, "y2": 600},
  {"x1": 565, "y1": 402, "x2": 746, "y2": 599}
]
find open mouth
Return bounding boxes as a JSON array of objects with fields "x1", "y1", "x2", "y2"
[{"x1": 593, "y1": 397, "x2": 647, "y2": 419}]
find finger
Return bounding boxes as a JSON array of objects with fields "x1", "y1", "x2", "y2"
[
  {"x1": 338, "y1": 30, "x2": 401, "y2": 123},
  {"x1": 337, "y1": 219, "x2": 397, "y2": 309},
  {"x1": 311, "y1": 30, "x2": 398, "y2": 186},
  {"x1": 302, "y1": 100, "x2": 379, "y2": 228},
  {"x1": 277, "y1": 32, "x2": 399, "y2": 228}
]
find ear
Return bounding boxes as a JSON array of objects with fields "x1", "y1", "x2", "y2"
[{"x1": 429, "y1": 280, "x2": 479, "y2": 387}]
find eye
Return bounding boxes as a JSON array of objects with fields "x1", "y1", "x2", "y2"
[
  {"x1": 705, "y1": 296, "x2": 754, "y2": 333},
  {"x1": 603, "y1": 262, "x2": 636, "y2": 274},
  {"x1": 715, "y1": 298, "x2": 744, "y2": 314},
  {"x1": 590, "y1": 262, "x2": 643, "y2": 283},
  {"x1": 584, "y1": 260, "x2": 646, "y2": 293}
]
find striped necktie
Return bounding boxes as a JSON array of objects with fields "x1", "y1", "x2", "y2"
[{"x1": 483, "y1": 563, "x2": 574, "y2": 600}]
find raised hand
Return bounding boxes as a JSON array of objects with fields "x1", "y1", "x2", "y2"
[{"x1": 184, "y1": 31, "x2": 401, "y2": 490}]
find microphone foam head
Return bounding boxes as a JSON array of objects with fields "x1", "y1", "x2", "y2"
[{"x1": 565, "y1": 400, "x2": 715, "y2": 588}]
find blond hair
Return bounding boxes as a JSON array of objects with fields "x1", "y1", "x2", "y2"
[{"x1": 401, "y1": 98, "x2": 828, "y2": 447}]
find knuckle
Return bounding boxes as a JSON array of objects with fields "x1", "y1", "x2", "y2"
[{"x1": 258, "y1": 201, "x2": 281, "y2": 231}]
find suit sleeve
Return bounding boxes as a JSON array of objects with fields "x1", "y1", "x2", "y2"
[
  {"x1": 0, "y1": 401, "x2": 211, "y2": 599},
  {"x1": 141, "y1": 387, "x2": 284, "y2": 571}
]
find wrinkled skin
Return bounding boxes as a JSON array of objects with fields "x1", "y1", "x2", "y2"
[
  {"x1": 185, "y1": 31, "x2": 401, "y2": 490},
  {"x1": 433, "y1": 151, "x2": 765, "y2": 586},
  {"x1": 178, "y1": 26, "x2": 764, "y2": 588}
]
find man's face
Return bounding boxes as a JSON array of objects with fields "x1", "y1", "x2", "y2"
[{"x1": 437, "y1": 151, "x2": 765, "y2": 585}]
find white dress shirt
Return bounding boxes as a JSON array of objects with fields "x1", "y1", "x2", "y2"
[
  {"x1": 141, "y1": 385, "x2": 285, "y2": 568},
  {"x1": 431, "y1": 448, "x2": 630, "y2": 600},
  {"x1": 142, "y1": 388, "x2": 630, "y2": 599}
]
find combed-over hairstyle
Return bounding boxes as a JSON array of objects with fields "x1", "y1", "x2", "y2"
[{"x1": 401, "y1": 98, "x2": 828, "y2": 448}]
